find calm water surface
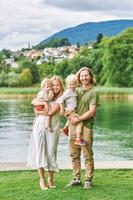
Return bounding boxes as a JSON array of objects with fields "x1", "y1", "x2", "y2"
[{"x1": 0, "y1": 99, "x2": 133, "y2": 162}]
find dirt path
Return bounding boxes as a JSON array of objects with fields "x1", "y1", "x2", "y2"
[{"x1": 0, "y1": 161, "x2": 133, "y2": 171}]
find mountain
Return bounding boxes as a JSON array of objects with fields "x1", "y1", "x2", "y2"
[{"x1": 40, "y1": 20, "x2": 133, "y2": 45}]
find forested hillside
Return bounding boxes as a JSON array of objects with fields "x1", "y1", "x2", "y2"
[{"x1": 41, "y1": 20, "x2": 133, "y2": 45}]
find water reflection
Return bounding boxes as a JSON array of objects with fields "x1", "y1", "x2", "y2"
[
  {"x1": 94, "y1": 99, "x2": 133, "y2": 160},
  {"x1": 0, "y1": 99, "x2": 133, "y2": 162}
]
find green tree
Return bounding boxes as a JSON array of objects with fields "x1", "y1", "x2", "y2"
[
  {"x1": 0, "y1": 71, "x2": 8, "y2": 86},
  {"x1": 19, "y1": 68, "x2": 33, "y2": 86},
  {"x1": 54, "y1": 59, "x2": 70, "y2": 78},
  {"x1": 76, "y1": 42, "x2": 80, "y2": 48},
  {"x1": 100, "y1": 28, "x2": 133, "y2": 86},
  {"x1": 39, "y1": 63, "x2": 54, "y2": 80},
  {"x1": 35, "y1": 38, "x2": 70, "y2": 49},
  {"x1": 1, "y1": 49, "x2": 12, "y2": 58},
  {"x1": 96, "y1": 33, "x2": 103, "y2": 44},
  {"x1": 19, "y1": 58, "x2": 40, "y2": 83},
  {"x1": 7, "y1": 72, "x2": 20, "y2": 87},
  {"x1": 0, "y1": 51, "x2": 11, "y2": 73}
]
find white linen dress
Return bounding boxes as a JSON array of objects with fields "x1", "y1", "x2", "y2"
[{"x1": 27, "y1": 102, "x2": 60, "y2": 172}]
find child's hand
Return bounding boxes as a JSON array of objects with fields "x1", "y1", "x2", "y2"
[
  {"x1": 42, "y1": 110, "x2": 49, "y2": 115},
  {"x1": 44, "y1": 106, "x2": 49, "y2": 113},
  {"x1": 34, "y1": 108, "x2": 44, "y2": 115},
  {"x1": 48, "y1": 111, "x2": 52, "y2": 116},
  {"x1": 69, "y1": 115, "x2": 80, "y2": 125}
]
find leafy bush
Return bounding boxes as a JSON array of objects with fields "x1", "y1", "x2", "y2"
[
  {"x1": 0, "y1": 71, "x2": 8, "y2": 86},
  {"x1": 19, "y1": 68, "x2": 33, "y2": 86},
  {"x1": 7, "y1": 72, "x2": 20, "y2": 87}
]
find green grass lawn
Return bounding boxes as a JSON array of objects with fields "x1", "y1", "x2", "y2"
[{"x1": 0, "y1": 169, "x2": 133, "y2": 200}]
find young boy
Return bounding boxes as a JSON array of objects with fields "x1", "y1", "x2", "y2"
[{"x1": 58, "y1": 74, "x2": 86, "y2": 146}]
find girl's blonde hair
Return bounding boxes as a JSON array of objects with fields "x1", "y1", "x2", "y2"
[
  {"x1": 41, "y1": 78, "x2": 52, "y2": 90},
  {"x1": 51, "y1": 76, "x2": 64, "y2": 100},
  {"x1": 76, "y1": 67, "x2": 94, "y2": 85},
  {"x1": 65, "y1": 74, "x2": 78, "y2": 85}
]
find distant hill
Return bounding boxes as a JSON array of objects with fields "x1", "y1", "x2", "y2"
[{"x1": 40, "y1": 20, "x2": 133, "y2": 45}]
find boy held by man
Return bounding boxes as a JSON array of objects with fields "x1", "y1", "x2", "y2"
[{"x1": 58, "y1": 74, "x2": 86, "y2": 145}]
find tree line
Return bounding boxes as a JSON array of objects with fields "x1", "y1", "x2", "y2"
[{"x1": 0, "y1": 28, "x2": 132, "y2": 87}]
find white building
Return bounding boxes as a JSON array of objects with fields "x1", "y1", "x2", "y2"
[{"x1": 4, "y1": 58, "x2": 19, "y2": 68}]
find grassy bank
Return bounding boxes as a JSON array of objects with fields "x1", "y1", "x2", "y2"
[
  {"x1": 0, "y1": 86, "x2": 133, "y2": 95},
  {"x1": 0, "y1": 87, "x2": 40, "y2": 95},
  {"x1": 0, "y1": 169, "x2": 133, "y2": 200},
  {"x1": 96, "y1": 86, "x2": 133, "y2": 95}
]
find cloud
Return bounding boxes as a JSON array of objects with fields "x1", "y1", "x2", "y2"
[
  {"x1": 0, "y1": 0, "x2": 57, "y2": 50},
  {"x1": 0, "y1": 0, "x2": 133, "y2": 50},
  {"x1": 43, "y1": 0, "x2": 133, "y2": 11}
]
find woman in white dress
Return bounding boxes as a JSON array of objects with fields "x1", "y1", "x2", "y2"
[{"x1": 27, "y1": 76, "x2": 64, "y2": 190}]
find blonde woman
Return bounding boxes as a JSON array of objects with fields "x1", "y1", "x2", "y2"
[{"x1": 27, "y1": 76, "x2": 64, "y2": 190}]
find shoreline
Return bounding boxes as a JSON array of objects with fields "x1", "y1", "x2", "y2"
[
  {"x1": 0, "y1": 161, "x2": 133, "y2": 171},
  {"x1": 0, "y1": 86, "x2": 133, "y2": 100},
  {"x1": 0, "y1": 94, "x2": 133, "y2": 100},
  {"x1": 100, "y1": 94, "x2": 133, "y2": 100}
]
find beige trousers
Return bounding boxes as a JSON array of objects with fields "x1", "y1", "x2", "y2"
[{"x1": 69, "y1": 124, "x2": 94, "y2": 181}]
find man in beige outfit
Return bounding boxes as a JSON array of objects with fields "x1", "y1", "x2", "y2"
[{"x1": 67, "y1": 67, "x2": 100, "y2": 189}]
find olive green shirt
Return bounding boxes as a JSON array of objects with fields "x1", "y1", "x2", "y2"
[{"x1": 76, "y1": 86, "x2": 100, "y2": 129}]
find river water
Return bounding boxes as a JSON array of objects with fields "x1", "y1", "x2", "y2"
[{"x1": 0, "y1": 99, "x2": 133, "y2": 162}]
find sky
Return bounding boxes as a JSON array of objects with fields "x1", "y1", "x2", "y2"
[{"x1": 0, "y1": 0, "x2": 133, "y2": 51}]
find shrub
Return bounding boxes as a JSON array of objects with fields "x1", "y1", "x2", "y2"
[
  {"x1": 0, "y1": 71, "x2": 8, "y2": 86},
  {"x1": 19, "y1": 68, "x2": 33, "y2": 86},
  {"x1": 7, "y1": 72, "x2": 20, "y2": 87}
]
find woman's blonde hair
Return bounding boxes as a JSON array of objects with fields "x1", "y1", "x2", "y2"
[
  {"x1": 65, "y1": 74, "x2": 78, "y2": 85},
  {"x1": 51, "y1": 76, "x2": 64, "y2": 99},
  {"x1": 76, "y1": 67, "x2": 94, "y2": 85},
  {"x1": 41, "y1": 78, "x2": 52, "y2": 90}
]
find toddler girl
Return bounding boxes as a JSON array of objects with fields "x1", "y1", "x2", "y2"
[{"x1": 34, "y1": 78, "x2": 54, "y2": 132}]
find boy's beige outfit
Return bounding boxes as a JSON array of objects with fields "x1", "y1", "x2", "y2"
[{"x1": 57, "y1": 89, "x2": 83, "y2": 134}]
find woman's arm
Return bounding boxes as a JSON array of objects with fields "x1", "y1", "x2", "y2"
[
  {"x1": 34, "y1": 108, "x2": 46, "y2": 115},
  {"x1": 49, "y1": 103, "x2": 60, "y2": 116},
  {"x1": 59, "y1": 103, "x2": 65, "y2": 116},
  {"x1": 34, "y1": 103, "x2": 60, "y2": 116},
  {"x1": 31, "y1": 98, "x2": 45, "y2": 106}
]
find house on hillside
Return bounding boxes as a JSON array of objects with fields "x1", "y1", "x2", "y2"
[
  {"x1": 36, "y1": 45, "x2": 79, "y2": 65},
  {"x1": 23, "y1": 49, "x2": 43, "y2": 59},
  {"x1": 12, "y1": 50, "x2": 22, "y2": 58},
  {"x1": 4, "y1": 58, "x2": 19, "y2": 68}
]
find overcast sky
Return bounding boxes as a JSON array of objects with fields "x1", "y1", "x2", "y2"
[{"x1": 0, "y1": 0, "x2": 133, "y2": 50}]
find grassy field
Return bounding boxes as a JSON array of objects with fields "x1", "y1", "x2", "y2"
[
  {"x1": 0, "y1": 169, "x2": 133, "y2": 200},
  {"x1": 0, "y1": 86, "x2": 133, "y2": 96}
]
